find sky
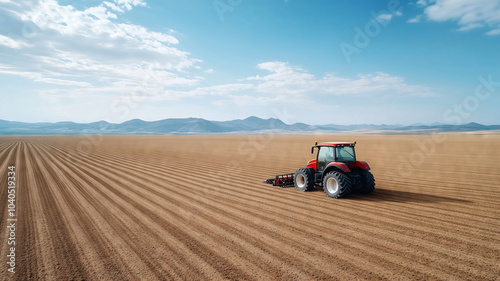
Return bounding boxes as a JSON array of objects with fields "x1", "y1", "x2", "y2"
[{"x1": 0, "y1": 0, "x2": 499, "y2": 125}]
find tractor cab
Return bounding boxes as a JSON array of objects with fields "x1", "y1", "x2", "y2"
[
  {"x1": 311, "y1": 142, "x2": 356, "y2": 173},
  {"x1": 308, "y1": 141, "x2": 358, "y2": 173}
]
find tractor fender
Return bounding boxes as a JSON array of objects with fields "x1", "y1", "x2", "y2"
[
  {"x1": 306, "y1": 159, "x2": 317, "y2": 170},
  {"x1": 324, "y1": 162, "x2": 351, "y2": 175},
  {"x1": 355, "y1": 161, "x2": 371, "y2": 170}
]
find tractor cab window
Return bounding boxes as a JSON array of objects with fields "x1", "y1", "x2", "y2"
[
  {"x1": 317, "y1": 146, "x2": 335, "y2": 172},
  {"x1": 336, "y1": 146, "x2": 355, "y2": 162}
]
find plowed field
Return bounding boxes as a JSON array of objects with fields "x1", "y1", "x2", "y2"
[{"x1": 1, "y1": 134, "x2": 499, "y2": 280}]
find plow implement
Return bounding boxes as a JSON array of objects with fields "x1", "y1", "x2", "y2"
[{"x1": 264, "y1": 173, "x2": 295, "y2": 187}]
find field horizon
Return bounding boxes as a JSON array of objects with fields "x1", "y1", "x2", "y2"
[{"x1": 2, "y1": 117, "x2": 500, "y2": 135}]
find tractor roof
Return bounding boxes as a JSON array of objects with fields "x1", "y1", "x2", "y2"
[{"x1": 316, "y1": 142, "x2": 355, "y2": 147}]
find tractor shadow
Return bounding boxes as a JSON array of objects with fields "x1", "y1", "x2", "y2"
[
  {"x1": 347, "y1": 188, "x2": 473, "y2": 204},
  {"x1": 281, "y1": 186, "x2": 472, "y2": 204}
]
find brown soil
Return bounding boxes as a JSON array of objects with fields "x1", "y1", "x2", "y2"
[{"x1": 1, "y1": 134, "x2": 499, "y2": 280}]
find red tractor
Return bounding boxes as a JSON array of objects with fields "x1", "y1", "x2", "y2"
[{"x1": 265, "y1": 141, "x2": 375, "y2": 198}]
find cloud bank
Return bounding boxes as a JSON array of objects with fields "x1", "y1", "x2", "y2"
[
  {"x1": 414, "y1": 0, "x2": 500, "y2": 35},
  {"x1": 0, "y1": 0, "x2": 201, "y2": 97}
]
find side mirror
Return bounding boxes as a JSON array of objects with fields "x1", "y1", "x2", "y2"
[{"x1": 312, "y1": 141, "x2": 318, "y2": 154}]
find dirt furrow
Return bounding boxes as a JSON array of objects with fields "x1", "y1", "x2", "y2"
[
  {"x1": 43, "y1": 142, "x2": 325, "y2": 280},
  {"x1": 22, "y1": 142, "x2": 90, "y2": 280},
  {"x1": 32, "y1": 142, "x2": 153, "y2": 280},
  {"x1": 73, "y1": 143, "x2": 499, "y2": 228},
  {"x1": 38, "y1": 142, "x2": 243, "y2": 280},
  {"x1": 1, "y1": 135, "x2": 498, "y2": 281},
  {"x1": 41, "y1": 142, "x2": 376, "y2": 278},
  {"x1": 52, "y1": 140, "x2": 500, "y2": 268},
  {"x1": 42, "y1": 142, "x2": 484, "y2": 278},
  {"x1": 34, "y1": 142, "x2": 224, "y2": 280},
  {"x1": 14, "y1": 141, "x2": 58, "y2": 280}
]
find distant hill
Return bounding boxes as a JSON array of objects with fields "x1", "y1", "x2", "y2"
[{"x1": 0, "y1": 117, "x2": 499, "y2": 135}]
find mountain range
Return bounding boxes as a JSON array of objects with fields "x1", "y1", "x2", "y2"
[{"x1": 0, "y1": 117, "x2": 499, "y2": 135}]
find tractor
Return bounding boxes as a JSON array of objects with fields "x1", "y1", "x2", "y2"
[{"x1": 265, "y1": 141, "x2": 375, "y2": 198}]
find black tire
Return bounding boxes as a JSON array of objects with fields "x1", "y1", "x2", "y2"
[
  {"x1": 358, "y1": 170, "x2": 375, "y2": 194},
  {"x1": 294, "y1": 168, "x2": 315, "y2": 191},
  {"x1": 322, "y1": 171, "x2": 352, "y2": 198}
]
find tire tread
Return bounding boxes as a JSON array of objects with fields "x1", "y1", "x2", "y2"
[
  {"x1": 294, "y1": 168, "x2": 315, "y2": 191},
  {"x1": 323, "y1": 171, "x2": 352, "y2": 198}
]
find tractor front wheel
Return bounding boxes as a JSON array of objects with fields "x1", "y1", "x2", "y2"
[
  {"x1": 323, "y1": 171, "x2": 351, "y2": 198},
  {"x1": 294, "y1": 168, "x2": 315, "y2": 191}
]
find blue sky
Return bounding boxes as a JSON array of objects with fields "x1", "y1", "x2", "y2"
[{"x1": 0, "y1": 0, "x2": 499, "y2": 125}]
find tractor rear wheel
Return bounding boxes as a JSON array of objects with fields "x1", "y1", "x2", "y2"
[
  {"x1": 358, "y1": 170, "x2": 375, "y2": 194},
  {"x1": 323, "y1": 171, "x2": 351, "y2": 198},
  {"x1": 294, "y1": 168, "x2": 315, "y2": 191}
]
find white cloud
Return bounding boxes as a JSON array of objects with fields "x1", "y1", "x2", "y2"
[
  {"x1": 416, "y1": 0, "x2": 427, "y2": 7},
  {"x1": 0, "y1": 34, "x2": 29, "y2": 48},
  {"x1": 413, "y1": 0, "x2": 500, "y2": 35},
  {"x1": 457, "y1": 23, "x2": 484, "y2": 31},
  {"x1": 246, "y1": 62, "x2": 315, "y2": 96},
  {"x1": 408, "y1": 15, "x2": 422, "y2": 23},
  {"x1": 486, "y1": 28, "x2": 500, "y2": 35},
  {"x1": 34, "y1": 77, "x2": 92, "y2": 87},
  {"x1": 112, "y1": 61, "x2": 434, "y2": 108},
  {"x1": 375, "y1": 11, "x2": 403, "y2": 24},
  {"x1": 103, "y1": 1, "x2": 124, "y2": 13},
  {"x1": 153, "y1": 62, "x2": 433, "y2": 108},
  {"x1": 0, "y1": 0, "x2": 202, "y2": 99},
  {"x1": 376, "y1": 13, "x2": 393, "y2": 23},
  {"x1": 0, "y1": 65, "x2": 90, "y2": 87},
  {"x1": 113, "y1": 0, "x2": 146, "y2": 11},
  {"x1": 184, "y1": 84, "x2": 255, "y2": 98},
  {"x1": 247, "y1": 62, "x2": 433, "y2": 98}
]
